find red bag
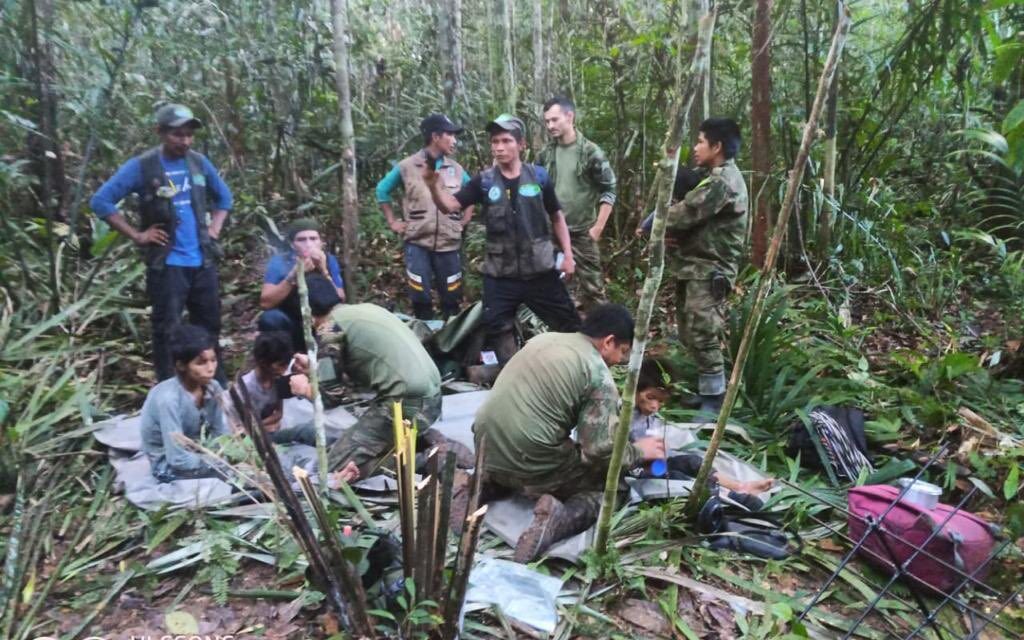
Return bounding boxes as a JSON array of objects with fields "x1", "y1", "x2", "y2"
[{"x1": 847, "y1": 485, "x2": 999, "y2": 595}]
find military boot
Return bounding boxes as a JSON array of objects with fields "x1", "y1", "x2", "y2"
[
  {"x1": 419, "y1": 428, "x2": 475, "y2": 469},
  {"x1": 513, "y1": 494, "x2": 597, "y2": 563},
  {"x1": 697, "y1": 393, "x2": 724, "y2": 418},
  {"x1": 696, "y1": 372, "x2": 726, "y2": 419}
]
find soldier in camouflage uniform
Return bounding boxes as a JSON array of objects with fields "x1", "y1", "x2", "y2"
[
  {"x1": 287, "y1": 279, "x2": 445, "y2": 478},
  {"x1": 470, "y1": 304, "x2": 664, "y2": 562},
  {"x1": 537, "y1": 96, "x2": 617, "y2": 311},
  {"x1": 664, "y1": 118, "x2": 748, "y2": 416}
]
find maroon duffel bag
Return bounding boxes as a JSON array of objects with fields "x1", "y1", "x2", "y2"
[{"x1": 847, "y1": 485, "x2": 1000, "y2": 595}]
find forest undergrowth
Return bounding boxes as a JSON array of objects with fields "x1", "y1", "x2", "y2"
[{"x1": 3, "y1": 0, "x2": 1024, "y2": 637}]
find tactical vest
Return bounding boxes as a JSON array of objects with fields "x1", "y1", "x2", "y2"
[
  {"x1": 480, "y1": 164, "x2": 556, "y2": 279},
  {"x1": 138, "y1": 146, "x2": 217, "y2": 269},
  {"x1": 397, "y1": 152, "x2": 466, "y2": 252}
]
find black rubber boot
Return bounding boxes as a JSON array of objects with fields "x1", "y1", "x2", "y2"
[
  {"x1": 412, "y1": 302, "x2": 435, "y2": 320},
  {"x1": 513, "y1": 494, "x2": 598, "y2": 563},
  {"x1": 697, "y1": 393, "x2": 724, "y2": 418}
]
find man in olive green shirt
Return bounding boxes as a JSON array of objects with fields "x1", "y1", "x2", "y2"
[
  {"x1": 538, "y1": 96, "x2": 617, "y2": 311},
  {"x1": 473, "y1": 304, "x2": 664, "y2": 562},
  {"x1": 288, "y1": 279, "x2": 444, "y2": 477}
]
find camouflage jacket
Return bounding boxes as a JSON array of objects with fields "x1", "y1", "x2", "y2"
[
  {"x1": 474, "y1": 332, "x2": 643, "y2": 478},
  {"x1": 665, "y1": 159, "x2": 748, "y2": 280},
  {"x1": 536, "y1": 130, "x2": 617, "y2": 232}
]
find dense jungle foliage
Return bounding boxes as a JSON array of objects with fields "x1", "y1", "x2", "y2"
[{"x1": 1, "y1": 0, "x2": 1023, "y2": 637}]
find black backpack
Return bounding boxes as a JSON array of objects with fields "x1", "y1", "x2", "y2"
[{"x1": 787, "y1": 406, "x2": 873, "y2": 485}]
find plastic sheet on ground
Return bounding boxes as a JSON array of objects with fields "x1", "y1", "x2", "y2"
[
  {"x1": 482, "y1": 420, "x2": 779, "y2": 563},
  {"x1": 464, "y1": 556, "x2": 564, "y2": 633}
]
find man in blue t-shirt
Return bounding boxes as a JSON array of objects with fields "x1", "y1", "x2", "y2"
[
  {"x1": 90, "y1": 103, "x2": 233, "y2": 382},
  {"x1": 258, "y1": 218, "x2": 345, "y2": 351}
]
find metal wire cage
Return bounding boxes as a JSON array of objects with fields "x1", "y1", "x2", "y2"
[{"x1": 786, "y1": 444, "x2": 1021, "y2": 639}]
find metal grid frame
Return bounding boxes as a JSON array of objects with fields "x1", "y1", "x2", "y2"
[{"x1": 786, "y1": 445, "x2": 1020, "y2": 639}]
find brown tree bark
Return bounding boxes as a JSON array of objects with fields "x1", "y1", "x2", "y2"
[
  {"x1": 818, "y1": 0, "x2": 842, "y2": 256},
  {"x1": 750, "y1": 0, "x2": 774, "y2": 269},
  {"x1": 331, "y1": 0, "x2": 359, "y2": 297}
]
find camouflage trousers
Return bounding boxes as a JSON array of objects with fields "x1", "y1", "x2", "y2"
[
  {"x1": 675, "y1": 278, "x2": 729, "y2": 395},
  {"x1": 483, "y1": 457, "x2": 627, "y2": 516},
  {"x1": 327, "y1": 392, "x2": 443, "y2": 478},
  {"x1": 569, "y1": 230, "x2": 606, "y2": 311}
]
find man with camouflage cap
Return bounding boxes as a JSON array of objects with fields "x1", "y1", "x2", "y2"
[
  {"x1": 424, "y1": 113, "x2": 580, "y2": 363},
  {"x1": 538, "y1": 96, "x2": 617, "y2": 311},
  {"x1": 375, "y1": 114, "x2": 473, "y2": 320},
  {"x1": 91, "y1": 103, "x2": 232, "y2": 383},
  {"x1": 664, "y1": 117, "x2": 748, "y2": 416}
]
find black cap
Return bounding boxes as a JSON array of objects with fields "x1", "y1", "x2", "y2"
[
  {"x1": 420, "y1": 113, "x2": 464, "y2": 136},
  {"x1": 155, "y1": 103, "x2": 203, "y2": 129},
  {"x1": 485, "y1": 113, "x2": 526, "y2": 137}
]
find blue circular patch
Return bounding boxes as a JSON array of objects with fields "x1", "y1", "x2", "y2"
[{"x1": 487, "y1": 186, "x2": 501, "y2": 202}]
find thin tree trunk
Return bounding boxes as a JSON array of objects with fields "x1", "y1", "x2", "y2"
[
  {"x1": 531, "y1": 0, "x2": 546, "y2": 148},
  {"x1": 500, "y1": 0, "x2": 516, "y2": 111},
  {"x1": 685, "y1": 5, "x2": 851, "y2": 516},
  {"x1": 331, "y1": 0, "x2": 359, "y2": 298},
  {"x1": 818, "y1": 0, "x2": 842, "y2": 255},
  {"x1": 749, "y1": 0, "x2": 773, "y2": 269},
  {"x1": 450, "y1": 0, "x2": 465, "y2": 105},
  {"x1": 592, "y1": 4, "x2": 718, "y2": 555}
]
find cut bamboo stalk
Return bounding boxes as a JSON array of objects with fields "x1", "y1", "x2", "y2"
[
  {"x1": 442, "y1": 505, "x2": 488, "y2": 638},
  {"x1": 228, "y1": 384, "x2": 355, "y2": 630},
  {"x1": 293, "y1": 467, "x2": 374, "y2": 637},
  {"x1": 685, "y1": 4, "x2": 852, "y2": 515},
  {"x1": 431, "y1": 450, "x2": 457, "y2": 602}
]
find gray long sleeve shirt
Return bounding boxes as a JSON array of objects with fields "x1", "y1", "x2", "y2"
[{"x1": 140, "y1": 377, "x2": 229, "y2": 482}]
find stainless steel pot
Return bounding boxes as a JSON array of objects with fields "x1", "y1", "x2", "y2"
[{"x1": 896, "y1": 478, "x2": 943, "y2": 510}]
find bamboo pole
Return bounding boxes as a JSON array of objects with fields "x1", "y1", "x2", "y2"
[
  {"x1": 592, "y1": 4, "x2": 718, "y2": 555},
  {"x1": 227, "y1": 384, "x2": 354, "y2": 630},
  {"x1": 293, "y1": 467, "x2": 374, "y2": 637},
  {"x1": 294, "y1": 266, "x2": 329, "y2": 492},
  {"x1": 442, "y1": 505, "x2": 488, "y2": 639},
  {"x1": 685, "y1": 4, "x2": 851, "y2": 515}
]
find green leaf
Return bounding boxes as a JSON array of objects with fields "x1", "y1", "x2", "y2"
[
  {"x1": 968, "y1": 476, "x2": 996, "y2": 500},
  {"x1": 165, "y1": 611, "x2": 199, "y2": 634},
  {"x1": 1003, "y1": 463, "x2": 1020, "y2": 501},
  {"x1": 1002, "y1": 99, "x2": 1024, "y2": 136}
]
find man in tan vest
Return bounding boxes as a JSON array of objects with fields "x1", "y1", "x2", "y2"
[{"x1": 376, "y1": 114, "x2": 473, "y2": 320}]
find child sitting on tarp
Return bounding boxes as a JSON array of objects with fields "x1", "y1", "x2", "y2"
[
  {"x1": 141, "y1": 324, "x2": 232, "y2": 482},
  {"x1": 230, "y1": 330, "x2": 360, "y2": 484},
  {"x1": 631, "y1": 360, "x2": 773, "y2": 497}
]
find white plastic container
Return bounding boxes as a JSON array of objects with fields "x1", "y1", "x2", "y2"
[{"x1": 896, "y1": 478, "x2": 943, "y2": 510}]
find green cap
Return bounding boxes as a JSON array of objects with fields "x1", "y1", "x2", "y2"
[
  {"x1": 155, "y1": 103, "x2": 203, "y2": 129},
  {"x1": 485, "y1": 113, "x2": 526, "y2": 137},
  {"x1": 286, "y1": 217, "x2": 322, "y2": 241}
]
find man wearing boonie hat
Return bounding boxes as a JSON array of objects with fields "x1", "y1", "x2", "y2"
[
  {"x1": 258, "y1": 217, "x2": 346, "y2": 351},
  {"x1": 375, "y1": 113, "x2": 472, "y2": 320},
  {"x1": 90, "y1": 102, "x2": 233, "y2": 383},
  {"x1": 424, "y1": 113, "x2": 581, "y2": 363}
]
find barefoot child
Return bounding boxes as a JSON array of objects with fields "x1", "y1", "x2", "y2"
[{"x1": 631, "y1": 361, "x2": 773, "y2": 496}]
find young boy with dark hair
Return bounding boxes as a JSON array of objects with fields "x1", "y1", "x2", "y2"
[
  {"x1": 630, "y1": 359, "x2": 772, "y2": 496},
  {"x1": 140, "y1": 324, "x2": 230, "y2": 482}
]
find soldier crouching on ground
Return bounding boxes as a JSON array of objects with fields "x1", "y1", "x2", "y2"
[
  {"x1": 464, "y1": 304, "x2": 665, "y2": 562},
  {"x1": 286, "y1": 278, "x2": 470, "y2": 478}
]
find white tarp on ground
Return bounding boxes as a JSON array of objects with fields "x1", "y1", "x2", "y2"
[
  {"x1": 92, "y1": 392, "x2": 486, "y2": 511},
  {"x1": 94, "y1": 388, "x2": 775, "y2": 550}
]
